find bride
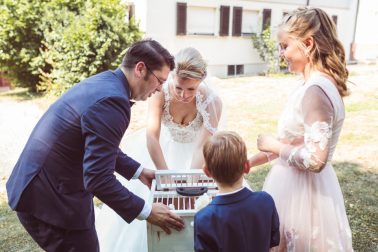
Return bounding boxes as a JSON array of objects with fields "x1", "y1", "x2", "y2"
[{"x1": 95, "y1": 47, "x2": 222, "y2": 251}]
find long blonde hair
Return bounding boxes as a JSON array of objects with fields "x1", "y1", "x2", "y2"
[
  {"x1": 281, "y1": 7, "x2": 349, "y2": 96},
  {"x1": 174, "y1": 47, "x2": 207, "y2": 80}
]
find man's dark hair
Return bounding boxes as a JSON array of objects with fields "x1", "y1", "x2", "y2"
[{"x1": 121, "y1": 39, "x2": 175, "y2": 71}]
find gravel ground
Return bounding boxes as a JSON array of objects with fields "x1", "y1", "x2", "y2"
[{"x1": 0, "y1": 101, "x2": 44, "y2": 192}]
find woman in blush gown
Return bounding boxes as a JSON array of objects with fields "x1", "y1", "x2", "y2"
[
  {"x1": 95, "y1": 47, "x2": 223, "y2": 252},
  {"x1": 248, "y1": 7, "x2": 353, "y2": 251}
]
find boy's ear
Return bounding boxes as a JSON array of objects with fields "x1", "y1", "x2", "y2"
[
  {"x1": 243, "y1": 162, "x2": 250, "y2": 174},
  {"x1": 203, "y1": 164, "x2": 212, "y2": 178}
]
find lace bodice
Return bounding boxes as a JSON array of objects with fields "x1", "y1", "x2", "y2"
[
  {"x1": 161, "y1": 82, "x2": 218, "y2": 143},
  {"x1": 277, "y1": 75, "x2": 345, "y2": 171}
]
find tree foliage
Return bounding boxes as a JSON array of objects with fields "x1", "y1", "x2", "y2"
[
  {"x1": 0, "y1": 0, "x2": 141, "y2": 94},
  {"x1": 251, "y1": 28, "x2": 287, "y2": 74}
]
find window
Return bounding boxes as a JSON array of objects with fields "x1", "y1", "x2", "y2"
[
  {"x1": 177, "y1": 2, "x2": 187, "y2": 35},
  {"x1": 242, "y1": 10, "x2": 259, "y2": 35},
  {"x1": 228, "y1": 65, "x2": 235, "y2": 76},
  {"x1": 232, "y1": 7, "x2": 242, "y2": 36},
  {"x1": 227, "y1": 65, "x2": 244, "y2": 76},
  {"x1": 219, "y1": 6, "x2": 230, "y2": 36},
  {"x1": 236, "y1": 65, "x2": 244, "y2": 75},
  {"x1": 187, "y1": 6, "x2": 216, "y2": 35}
]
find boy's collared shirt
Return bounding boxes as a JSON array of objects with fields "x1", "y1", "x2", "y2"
[{"x1": 216, "y1": 186, "x2": 245, "y2": 197}]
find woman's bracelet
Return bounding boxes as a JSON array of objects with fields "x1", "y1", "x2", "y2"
[{"x1": 263, "y1": 152, "x2": 272, "y2": 163}]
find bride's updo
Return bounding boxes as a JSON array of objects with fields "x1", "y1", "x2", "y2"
[{"x1": 174, "y1": 47, "x2": 207, "y2": 80}]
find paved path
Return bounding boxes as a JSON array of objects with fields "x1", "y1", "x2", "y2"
[{"x1": 0, "y1": 100, "x2": 43, "y2": 192}]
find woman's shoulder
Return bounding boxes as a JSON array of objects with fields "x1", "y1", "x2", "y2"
[
  {"x1": 305, "y1": 73, "x2": 343, "y2": 103},
  {"x1": 148, "y1": 89, "x2": 165, "y2": 109},
  {"x1": 197, "y1": 83, "x2": 221, "y2": 103},
  {"x1": 307, "y1": 73, "x2": 338, "y2": 92}
]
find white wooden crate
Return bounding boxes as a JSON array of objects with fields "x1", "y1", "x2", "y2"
[{"x1": 147, "y1": 170, "x2": 217, "y2": 252}]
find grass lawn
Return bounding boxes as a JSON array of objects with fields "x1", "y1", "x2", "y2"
[{"x1": 0, "y1": 64, "x2": 377, "y2": 251}]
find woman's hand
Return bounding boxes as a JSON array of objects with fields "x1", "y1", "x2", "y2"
[
  {"x1": 139, "y1": 168, "x2": 155, "y2": 189},
  {"x1": 257, "y1": 134, "x2": 283, "y2": 154}
]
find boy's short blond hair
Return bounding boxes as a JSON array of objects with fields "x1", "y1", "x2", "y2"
[{"x1": 203, "y1": 131, "x2": 247, "y2": 185}]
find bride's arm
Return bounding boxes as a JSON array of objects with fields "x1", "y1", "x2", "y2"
[
  {"x1": 146, "y1": 92, "x2": 169, "y2": 170},
  {"x1": 190, "y1": 127, "x2": 212, "y2": 169}
]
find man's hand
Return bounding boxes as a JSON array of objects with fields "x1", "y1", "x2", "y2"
[
  {"x1": 147, "y1": 203, "x2": 185, "y2": 234},
  {"x1": 139, "y1": 168, "x2": 155, "y2": 189}
]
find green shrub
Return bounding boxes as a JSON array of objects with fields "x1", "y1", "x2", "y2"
[
  {"x1": 251, "y1": 28, "x2": 287, "y2": 74},
  {"x1": 0, "y1": 0, "x2": 141, "y2": 94}
]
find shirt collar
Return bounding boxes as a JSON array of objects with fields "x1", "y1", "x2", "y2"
[{"x1": 113, "y1": 68, "x2": 134, "y2": 106}]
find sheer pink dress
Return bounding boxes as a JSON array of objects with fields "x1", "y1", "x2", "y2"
[{"x1": 263, "y1": 75, "x2": 353, "y2": 251}]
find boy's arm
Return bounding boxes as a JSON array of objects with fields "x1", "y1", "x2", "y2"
[
  {"x1": 270, "y1": 203, "x2": 280, "y2": 247},
  {"x1": 194, "y1": 214, "x2": 217, "y2": 252}
]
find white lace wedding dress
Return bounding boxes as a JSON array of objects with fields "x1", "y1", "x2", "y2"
[
  {"x1": 95, "y1": 81, "x2": 220, "y2": 252},
  {"x1": 264, "y1": 75, "x2": 353, "y2": 251}
]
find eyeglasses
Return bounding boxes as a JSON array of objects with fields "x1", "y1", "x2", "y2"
[{"x1": 145, "y1": 64, "x2": 165, "y2": 85}]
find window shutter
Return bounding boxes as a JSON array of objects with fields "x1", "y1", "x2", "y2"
[
  {"x1": 332, "y1": 15, "x2": 338, "y2": 26},
  {"x1": 219, "y1": 6, "x2": 230, "y2": 36},
  {"x1": 177, "y1": 2, "x2": 187, "y2": 35},
  {"x1": 232, "y1": 7, "x2": 242, "y2": 36},
  {"x1": 262, "y1": 9, "x2": 272, "y2": 30},
  {"x1": 128, "y1": 4, "x2": 135, "y2": 21}
]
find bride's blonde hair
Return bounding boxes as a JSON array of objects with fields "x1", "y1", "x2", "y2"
[
  {"x1": 281, "y1": 7, "x2": 349, "y2": 97},
  {"x1": 174, "y1": 47, "x2": 207, "y2": 80}
]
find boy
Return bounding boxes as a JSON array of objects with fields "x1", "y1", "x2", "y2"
[{"x1": 194, "y1": 131, "x2": 280, "y2": 252}]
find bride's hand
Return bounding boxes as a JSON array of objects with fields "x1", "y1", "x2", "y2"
[
  {"x1": 257, "y1": 134, "x2": 283, "y2": 154},
  {"x1": 139, "y1": 168, "x2": 155, "y2": 189}
]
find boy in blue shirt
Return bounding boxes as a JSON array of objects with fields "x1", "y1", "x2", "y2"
[{"x1": 194, "y1": 131, "x2": 280, "y2": 252}]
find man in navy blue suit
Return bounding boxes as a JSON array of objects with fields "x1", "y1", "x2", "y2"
[
  {"x1": 194, "y1": 131, "x2": 280, "y2": 252},
  {"x1": 6, "y1": 39, "x2": 184, "y2": 251}
]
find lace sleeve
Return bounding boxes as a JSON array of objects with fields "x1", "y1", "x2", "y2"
[
  {"x1": 279, "y1": 85, "x2": 334, "y2": 172},
  {"x1": 196, "y1": 84, "x2": 222, "y2": 135}
]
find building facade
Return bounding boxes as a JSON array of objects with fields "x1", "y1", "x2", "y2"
[{"x1": 128, "y1": 0, "x2": 361, "y2": 77}]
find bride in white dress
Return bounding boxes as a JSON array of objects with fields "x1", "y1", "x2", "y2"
[
  {"x1": 249, "y1": 7, "x2": 353, "y2": 251},
  {"x1": 95, "y1": 47, "x2": 222, "y2": 251}
]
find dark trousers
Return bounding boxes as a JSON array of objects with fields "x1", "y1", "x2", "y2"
[{"x1": 17, "y1": 212, "x2": 99, "y2": 252}]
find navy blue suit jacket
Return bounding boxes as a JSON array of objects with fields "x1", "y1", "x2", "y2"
[
  {"x1": 194, "y1": 188, "x2": 280, "y2": 252},
  {"x1": 6, "y1": 68, "x2": 145, "y2": 230}
]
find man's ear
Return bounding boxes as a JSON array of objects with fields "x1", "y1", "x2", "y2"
[
  {"x1": 243, "y1": 162, "x2": 250, "y2": 174},
  {"x1": 134, "y1": 61, "x2": 145, "y2": 78},
  {"x1": 203, "y1": 164, "x2": 212, "y2": 178}
]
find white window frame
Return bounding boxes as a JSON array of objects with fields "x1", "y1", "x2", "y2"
[{"x1": 187, "y1": 6, "x2": 216, "y2": 35}]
